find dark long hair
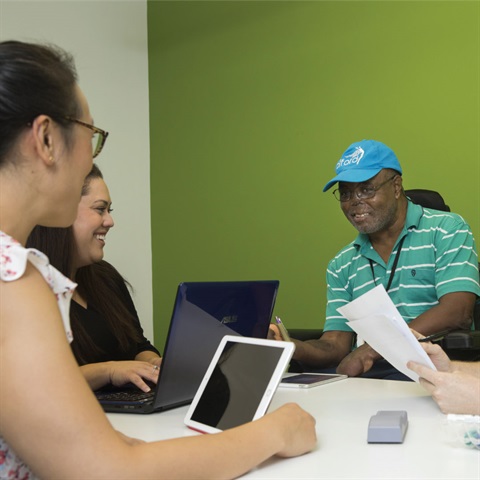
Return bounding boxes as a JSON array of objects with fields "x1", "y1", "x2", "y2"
[
  {"x1": 0, "y1": 40, "x2": 80, "y2": 165},
  {"x1": 26, "y1": 164, "x2": 141, "y2": 364},
  {"x1": 72, "y1": 261, "x2": 142, "y2": 364}
]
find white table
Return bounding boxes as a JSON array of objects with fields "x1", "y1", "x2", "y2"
[{"x1": 108, "y1": 378, "x2": 480, "y2": 479}]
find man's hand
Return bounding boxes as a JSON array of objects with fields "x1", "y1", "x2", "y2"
[
  {"x1": 336, "y1": 343, "x2": 381, "y2": 376},
  {"x1": 268, "y1": 324, "x2": 282, "y2": 341}
]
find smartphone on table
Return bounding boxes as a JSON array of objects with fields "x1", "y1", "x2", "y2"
[{"x1": 280, "y1": 373, "x2": 347, "y2": 389}]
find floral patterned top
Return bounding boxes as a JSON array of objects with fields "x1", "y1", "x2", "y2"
[{"x1": 0, "y1": 231, "x2": 76, "y2": 480}]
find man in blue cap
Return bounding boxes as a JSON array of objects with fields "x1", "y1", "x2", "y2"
[{"x1": 281, "y1": 140, "x2": 480, "y2": 379}]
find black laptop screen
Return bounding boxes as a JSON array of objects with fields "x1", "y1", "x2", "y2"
[{"x1": 153, "y1": 281, "x2": 279, "y2": 409}]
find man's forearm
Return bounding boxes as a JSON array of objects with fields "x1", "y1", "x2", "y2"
[
  {"x1": 291, "y1": 333, "x2": 351, "y2": 368},
  {"x1": 336, "y1": 343, "x2": 382, "y2": 376},
  {"x1": 409, "y1": 292, "x2": 476, "y2": 334}
]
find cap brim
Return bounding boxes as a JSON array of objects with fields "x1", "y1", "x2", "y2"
[{"x1": 322, "y1": 167, "x2": 382, "y2": 192}]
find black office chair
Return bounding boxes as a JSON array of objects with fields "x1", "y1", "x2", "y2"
[
  {"x1": 406, "y1": 188, "x2": 480, "y2": 361},
  {"x1": 405, "y1": 189, "x2": 450, "y2": 212}
]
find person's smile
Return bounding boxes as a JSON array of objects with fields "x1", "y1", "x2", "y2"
[
  {"x1": 348, "y1": 208, "x2": 373, "y2": 224},
  {"x1": 94, "y1": 231, "x2": 108, "y2": 246}
]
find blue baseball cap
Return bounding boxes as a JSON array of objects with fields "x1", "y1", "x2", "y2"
[{"x1": 322, "y1": 140, "x2": 402, "y2": 192}]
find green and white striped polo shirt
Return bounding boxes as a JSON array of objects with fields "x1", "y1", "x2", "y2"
[{"x1": 324, "y1": 201, "x2": 480, "y2": 332}]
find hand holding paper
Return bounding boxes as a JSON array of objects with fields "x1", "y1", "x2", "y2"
[{"x1": 337, "y1": 285, "x2": 436, "y2": 382}]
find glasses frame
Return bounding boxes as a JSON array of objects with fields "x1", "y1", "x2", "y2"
[
  {"x1": 333, "y1": 174, "x2": 398, "y2": 203},
  {"x1": 64, "y1": 117, "x2": 109, "y2": 158}
]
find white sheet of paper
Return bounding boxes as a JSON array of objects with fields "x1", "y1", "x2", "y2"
[{"x1": 337, "y1": 285, "x2": 436, "y2": 382}]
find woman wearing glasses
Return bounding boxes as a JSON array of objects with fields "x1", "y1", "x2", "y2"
[
  {"x1": 0, "y1": 40, "x2": 316, "y2": 479},
  {"x1": 27, "y1": 164, "x2": 162, "y2": 393}
]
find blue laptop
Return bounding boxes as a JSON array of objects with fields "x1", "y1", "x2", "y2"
[{"x1": 95, "y1": 280, "x2": 279, "y2": 414}]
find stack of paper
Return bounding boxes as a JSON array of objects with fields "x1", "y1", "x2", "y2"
[{"x1": 337, "y1": 285, "x2": 436, "y2": 382}]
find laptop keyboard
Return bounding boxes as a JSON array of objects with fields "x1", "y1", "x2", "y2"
[{"x1": 95, "y1": 389, "x2": 155, "y2": 405}]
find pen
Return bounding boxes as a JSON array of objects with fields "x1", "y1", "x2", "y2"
[
  {"x1": 275, "y1": 316, "x2": 291, "y2": 342},
  {"x1": 418, "y1": 329, "x2": 452, "y2": 343}
]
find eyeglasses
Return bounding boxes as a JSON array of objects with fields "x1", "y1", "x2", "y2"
[
  {"x1": 64, "y1": 117, "x2": 109, "y2": 158},
  {"x1": 333, "y1": 175, "x2": 397, "y2": 203}
]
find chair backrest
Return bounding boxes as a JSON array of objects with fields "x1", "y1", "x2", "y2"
[
  {"x1": 405, "y1": 189, "x2": 479, "y2": 338},
  {"x1": 474, "y1": 299, "x2": 480, "y2": 330},
  {"x1": 405, "y1": 189, "x2": 450, "y2": 212},
  {"x1": 475, "y1": 263, "x2": 480, "y2": 331}
]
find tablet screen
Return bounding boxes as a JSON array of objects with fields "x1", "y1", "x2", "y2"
[{"x1": 185, "y1": 336, "x2": 294, "y2": 433}]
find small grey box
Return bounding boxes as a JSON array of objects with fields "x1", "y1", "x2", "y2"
[{"x1": 367, "y1": 410, "x2": 408, "y2": 443}]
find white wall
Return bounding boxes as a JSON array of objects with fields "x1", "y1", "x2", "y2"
[{"x1": 0, "y1": 0, "x2": 154, "y2": 341}]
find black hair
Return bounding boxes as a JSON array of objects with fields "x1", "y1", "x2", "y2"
[
  {"x1": 0, "y1": 40, "x2": 80, "y2": 165},
  {"x1": 73, "y1": 260, "x2": 142, "y2": 364},
  {"x1": 82, "y1": 163, "x2": 103, "y2": 196}
]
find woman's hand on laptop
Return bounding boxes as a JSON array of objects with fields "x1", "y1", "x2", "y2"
[
  {"x1": 109, "y1": 360, "x2": 161, "y2": 392},
  {"x1": 136, "y1": 351, "x2": 163, "y2": 369},
  {"x1": 80, "y1": 360, "x2": 160, "y2": 392}
]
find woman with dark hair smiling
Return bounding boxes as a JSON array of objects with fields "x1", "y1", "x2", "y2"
[{"x1": 27, "y1": 164, "x2": 162, "y2": 393}]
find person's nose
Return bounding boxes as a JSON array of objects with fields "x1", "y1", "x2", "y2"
[
  {"x1": 349, "y1": 191, "x2": 365, "y2": 206},
  {"x1": 104, "y1": 212, "x2": 114, "y2": 228}
]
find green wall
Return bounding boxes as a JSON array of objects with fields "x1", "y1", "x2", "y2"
[{"x1": 148, "y1": 1, "x2": 480, "y2": 350}]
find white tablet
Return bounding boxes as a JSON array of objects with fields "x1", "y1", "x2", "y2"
[{"x1": 184, "y1": 335, "x2": 295, "y2": 434}]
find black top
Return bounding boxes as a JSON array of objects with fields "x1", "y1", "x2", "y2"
[{"x1": 70, "y1": 282, "x2": 160, "y2": 364}]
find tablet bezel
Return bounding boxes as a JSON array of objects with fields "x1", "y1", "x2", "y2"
[{"x1": 184, "y1": 335, "x2": 295, "y2": 434}]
